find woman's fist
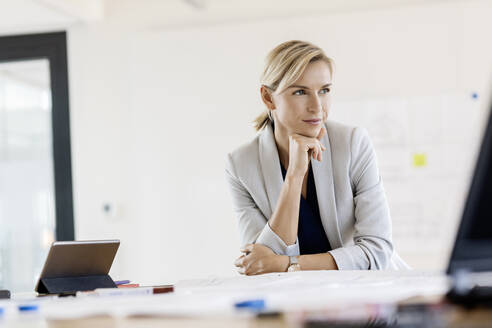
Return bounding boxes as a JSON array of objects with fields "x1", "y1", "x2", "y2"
[{"x1": 286, "y1": 126, "x2": 326, "y2": 178}]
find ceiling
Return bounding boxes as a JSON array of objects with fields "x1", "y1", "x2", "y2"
[
  {"x1": 0, "y1": 0, "x2": 102, "y2": 35},
  {"x1": 0, "y1": 0, "x2": 463, "y2": 35}
]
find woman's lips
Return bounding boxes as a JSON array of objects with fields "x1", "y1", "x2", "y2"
[{"x1": 302, "y1": 119, "x2": 321, "y2": 125}]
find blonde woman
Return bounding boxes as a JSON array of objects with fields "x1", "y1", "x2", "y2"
[{"x1": 227, "y1": 40, "x2": 405, "y2": 275}]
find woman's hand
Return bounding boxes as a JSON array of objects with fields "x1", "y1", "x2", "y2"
[
  {"x1": 287, "y1": 126, "x2": 326, "y2": 178},
  {"x1": 234, "y1": 244, "x2": 289, "y2": 275}
]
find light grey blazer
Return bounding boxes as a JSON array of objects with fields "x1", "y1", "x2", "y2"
[{"x1": 225, "y1": 120, "x2": 406, "y2": 270}]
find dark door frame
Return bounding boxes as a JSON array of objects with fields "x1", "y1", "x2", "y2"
[{"x1": 0, "y1": 31, "x2": 74, "y2": 241}]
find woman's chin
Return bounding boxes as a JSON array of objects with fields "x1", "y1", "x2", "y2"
[{"x1": 296, "y1": 126, "x2": 321, "y2": 138}]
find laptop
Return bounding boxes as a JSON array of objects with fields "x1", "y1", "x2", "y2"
[{"x1": 447, "y1": 91, "x2": 492, "y2": 304}]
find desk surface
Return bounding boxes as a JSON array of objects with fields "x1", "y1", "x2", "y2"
[
  {"x1": 3, "y1": 270, "x2": 492, "y2": 327},
  {"x1": 6, "y1": 308, "x2": 492, "y2": 328}
]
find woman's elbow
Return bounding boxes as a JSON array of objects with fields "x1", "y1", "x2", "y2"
[{"x1": 363, "y1": 238, "x2": 393, "y2": 270}]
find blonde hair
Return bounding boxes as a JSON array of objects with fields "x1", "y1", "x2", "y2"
[{"x1": 253, "y1": 40, "x2": 335, "y2": 131}]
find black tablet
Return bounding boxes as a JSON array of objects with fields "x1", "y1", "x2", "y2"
[{"x1": 35, "y1": 240, "x2": 120, "y2": 294}]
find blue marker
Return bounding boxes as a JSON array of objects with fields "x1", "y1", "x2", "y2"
[
  {"x1": 18, "y1": 304, "x2": 39, "y2": 312},
  {"x1": 114, "y1": 280, "x2": 131, "y2": 285},
  {"x1": 235, "y1": 299, "x2": 266, "y2": 312},
  {"x1": 0, "y1": 307, "x2": 4, "y2": 316}
]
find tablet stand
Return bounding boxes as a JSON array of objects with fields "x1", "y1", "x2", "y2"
[{"x1": 36, "y1": 274, "x2": 116, "y2": 294}]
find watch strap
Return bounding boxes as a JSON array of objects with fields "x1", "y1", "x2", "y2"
[{"x1": 289, "y1": 256, "x2": 299, "y2": 266}]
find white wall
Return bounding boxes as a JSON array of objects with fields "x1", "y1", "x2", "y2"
[{"x1": 66, "y1": 0, "x2": 492, "y2": 284}]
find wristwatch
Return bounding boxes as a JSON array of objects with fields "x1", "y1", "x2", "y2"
[{"x1": 287, "y1": 256, "x2": 301, "y2": 272}]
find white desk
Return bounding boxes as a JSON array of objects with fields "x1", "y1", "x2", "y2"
[{"x1": 0, "y1": 270, "x2": 466, "y2": 327}]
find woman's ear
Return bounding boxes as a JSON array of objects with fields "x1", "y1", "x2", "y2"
[{"x1": 260, "y1": 86, "x2": 276, "y2": 110}]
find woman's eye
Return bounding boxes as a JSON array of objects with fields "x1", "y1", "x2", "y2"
[
  {"x1": 293, "y1": 89, "x2": 306, "y2": 95},
  {"x1": 319, "y1": 88, "x2": 331, "y2": 94}
]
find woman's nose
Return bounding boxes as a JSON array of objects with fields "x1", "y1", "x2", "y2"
[{"x1": 308, "y1": 94, "x2": 322, "y2": 113}]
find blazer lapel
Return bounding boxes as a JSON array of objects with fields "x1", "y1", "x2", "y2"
[
  {"x1": 312, "y1": 125, "x2": 343, "y2": 248},
  {"x1": 258, "y1": 123, "x2": 283, "y2": 218}
]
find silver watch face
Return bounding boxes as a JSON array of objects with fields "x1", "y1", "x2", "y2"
[{"x1": 288, "y1": 263, "x2": 301, "y2": 272}]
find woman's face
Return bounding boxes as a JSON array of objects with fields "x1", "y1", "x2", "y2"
[{"x1": 271, "y1": 60, "x2": 332, "y2": 138}]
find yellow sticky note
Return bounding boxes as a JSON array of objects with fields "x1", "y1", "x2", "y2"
[{"x1": 413, "y1": 153, "x2": 427, "y2": 167}]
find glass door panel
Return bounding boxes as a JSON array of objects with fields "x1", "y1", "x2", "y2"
[{"x1": 0, "y1": 59, "x2": 56, "y2": 293}]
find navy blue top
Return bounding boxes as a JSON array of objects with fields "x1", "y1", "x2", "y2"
[{"x1": 280, "y1": 162, "x2": 332, "y2": 255}]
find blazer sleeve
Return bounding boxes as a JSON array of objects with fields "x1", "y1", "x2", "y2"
[
  {"x1": 225, "y1": 153, "x2": 300, "y2": 256},
  {"x1": 329, "y1": 127, "x2": 393, "y2": 270}
]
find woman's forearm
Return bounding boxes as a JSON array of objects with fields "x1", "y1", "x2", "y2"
[
  {"x1": 298, "y1": 252, "x2": 338, "y2": 270},
  {"x1": 268, "y1": 175, "x2": 303, "y2": 245}
]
